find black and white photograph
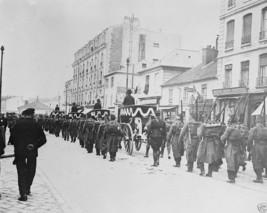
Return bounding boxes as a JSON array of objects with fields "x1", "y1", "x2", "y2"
[{"x1": 0, "y1": 0, "x2": 267, "y2": 212}]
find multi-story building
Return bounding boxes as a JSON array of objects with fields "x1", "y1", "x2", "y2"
[
  {"x1": 162, "y1": 46, "x2": 218, "y2": 120},
  {"x1": 136, "y1": 49, "x2": 201, "y2": 108},
  {"x1": 214, "y1": 0, "x2": 267, "y2": 127},
  {"x1": 69, "y1": 16, "x2": 182, "y2": 112},
  {"x1": 63, "y1": 79, "x2": 73, "y2": 113}
]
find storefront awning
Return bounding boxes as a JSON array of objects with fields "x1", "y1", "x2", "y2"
[
  {"x1": 158, "y1": 106, "x2": 177, "y2": 110},
  {"x1": 251, "y1": 97, "x2": 267, "y2": 115}
]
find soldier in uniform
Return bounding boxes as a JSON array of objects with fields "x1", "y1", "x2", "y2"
[
  {"x1": 99, "y1": 114, "x2": 109, "y2": 159},
  {"x1": 221, "y1": 121, "x2": 244, "y2": 183},
  {"x1": 167, "y1": 116, "x2": 183, "y2": 167},
  {"x1": 84, "y1": 117, "x2": 95, "y2": 153},
  {"x1": 197, "y1": 122, "x2": 220, "y2": 177},
  {"x1": 103, "y1": 114, "x2": 122, "y2": 162},
  {"x1": 247, "y1": 116, "x2": 267, "y2": 183},
  {"x1": 179, "y1": 113, "x2": 201, "y2": 172},
  {"x1": 144, "y1": 115, "x2": 152, "y2": 158},
  {"x1": 147, "y1": 112, "x2": 166, "y2": 167},
  {"x1": 160, "y1": 116, "x2": 172, "y2": 159}
]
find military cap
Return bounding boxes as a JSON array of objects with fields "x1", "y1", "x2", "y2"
[{"x1": 22, "y1": 108, "x2": 35, "y2": 116}]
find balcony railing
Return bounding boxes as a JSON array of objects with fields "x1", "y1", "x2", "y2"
[
  {"x1": 239, "y1": 79, "x2": 249, "y2": 87},
  {"x1": 260, "y1": 30, "x2": 267, "y2": 40},
  {"x1": 225, "y1": 40, "x2": 234, "y2": 49},
  {"x1": 257, "y1": 77, "x2": 267, "y2": 87},
  {"x1": 223, "y1": 81, "x2": 232, "y2": 88},
  {"x1": 241, "y1": 35, "x2": 251, "y2": 45}
]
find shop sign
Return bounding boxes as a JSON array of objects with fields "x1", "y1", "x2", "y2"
[
  {"x1": 141, "y1": 99, "x2": 158, "y2": 105},
  {"x1": 212, "y1": 87, "x2": 248, "y2": 97}
]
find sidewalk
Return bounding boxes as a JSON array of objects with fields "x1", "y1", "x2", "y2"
[{"x1": 0, "y1": 145, "x2": 70, "y2": 213}]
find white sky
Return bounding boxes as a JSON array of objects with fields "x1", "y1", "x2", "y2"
[{"x1": 0, "y1": 0, "x2": 220, "y2": 99}]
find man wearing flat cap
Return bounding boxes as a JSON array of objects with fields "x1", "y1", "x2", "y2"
[
  {"x1": 9, "y1": 108, "x2": 47, "y2": 201},
  {"x1": 247, "y1": 116, "x2": 267, "y2": 183}
]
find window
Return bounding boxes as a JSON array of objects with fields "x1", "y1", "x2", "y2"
[
  {"x1": 153, "y1": 43, "x2": 159, "y2": 48},
  {"x1": 224, "y1": 64, "x2": 232, "y2": 88},
  {"x1": 240, "y1": 61, "x2": 249, "y2": 87},
  {"x1": 111, "y1": 77, "x2": 114, "y2": 87},
  {"x1": 169, "y1": 89, "x2": 173, "y2": 104},
  {"x1": 142, "y1": 63, "x2": 147, "y2": 68},
  {"x1": 105, "y1": 79, "x2": 109, "y2": 88},
  {"x1": 154, "y1": 73, "x2": 159, "y2": 93},
  {"x1": 258, "y1": 54, "x2": 267, "y2": 86},
  {"x1": 201, "y1": 84, "x2": 207, "y2": 99},
  {"x1": 242, "y1": 14, "x2": 252, "y2": 45},
  {"x1": 260, "y1": 7, "x2": 267, "y2": 40},
  {"x1": 228, "y1": 0, "x2": 235, "y2": 8},
  {"x1": 138, "y1": 34, "x2": 146, "y2": 61},
  {"x1": 225, "y1": 20, "x2": 235, "y2": 49},
  {"x1": 153, "y1": 59, "x2": 159, "y2": 63},
  {"x1": 144, "y1": 75, "x2": 149, "y2": 94}
]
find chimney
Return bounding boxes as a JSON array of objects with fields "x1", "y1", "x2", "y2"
[{"x1": 202, "y1": 45, "x2": 218, "y2": 65}]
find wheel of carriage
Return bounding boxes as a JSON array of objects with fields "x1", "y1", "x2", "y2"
[
  {"x1": 122, "y1": 123, "x2": 134, "y2": 155},
  {"x1": 134, "y1": 135, "x2": 142, "y2": 151}
]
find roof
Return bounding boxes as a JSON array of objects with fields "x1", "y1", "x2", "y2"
[
  {"x1": 18, "y1": 100, "x2": 51, "y2": 111},
  {"x1": 162, "y1": 60, "x2": 217, "y2": 87}
]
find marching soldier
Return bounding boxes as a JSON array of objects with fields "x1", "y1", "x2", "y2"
[
  {"x1": 84, "y1": 117, "x2": 95, "y2": 153},
  {"x1": 197, "y1": 122, "x2": 220, "y2": 177},
  {"x1": 221, "y1": 121, "x2": 245, "y2": 183},
  {"x1": 179, "y1": 112, "x2": 201, "y2": 172},
  {"x1": 247, "y1": 116, "x2": 267, "y2": 183},
  {"x1": 147, "y1": 112, "x2": 166, "y2": 167},
  {"x1": 160, "y1": 116, "x2": 172, "y2": 159},
  {"x1": 168, "y1": 116, "x2": 183, "y2": 167},
  {"x1": 103, "y1": 114, "x2": 122, "y2": 162}
]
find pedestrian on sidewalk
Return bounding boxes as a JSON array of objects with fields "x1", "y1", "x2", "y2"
[{"x1": 9, "y1": 108, "x2": 47, "y2": 201}]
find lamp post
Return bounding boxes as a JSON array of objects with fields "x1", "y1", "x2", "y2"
[
  {"x1": 126, "y1": 58, "x2": 130, "y2": 91},
  {"x1": 0, "y1": 46, "x2": 4, "y2": 114}
]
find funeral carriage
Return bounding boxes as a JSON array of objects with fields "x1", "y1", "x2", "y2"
[{"x1": 118, "y1": 105, "x2": 157, "y2": 155}]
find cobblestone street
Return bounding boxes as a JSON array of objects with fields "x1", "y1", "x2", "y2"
[{"x1": 0, "y1": 145, "x2": 71, "y2": 213}]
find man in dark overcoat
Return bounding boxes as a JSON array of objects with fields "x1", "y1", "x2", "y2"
[{"x1": 9, "y1": 108, "x2": 46, "y2": 201}]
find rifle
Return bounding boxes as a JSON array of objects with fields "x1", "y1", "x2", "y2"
[
  {"x1": 201, "y1": 99, "x2": 207, "y2": 122},
  {"x1": 212, "y1": 100, "x2": 230, "y2": 123},
  {"x1": 229, "y1": 92, "x2": 247, "y2": 124},
  {"x1": 238, "y1": 94, "x2": 249, "y2": 124},
  {"x1": 205, "y1": 95, "x2": 220, "y2": 123}
]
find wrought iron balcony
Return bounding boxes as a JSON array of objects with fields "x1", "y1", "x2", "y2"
[
  {"x1": 241, "y1": 35, "x2": 251, "y2": 45},
  {"x1": 223, "y1": 81, "x2": 232, "y2": 88},
  {"x1": 260, "y1": 30, "x2": 267, "y2": 40},
  {"x1": 225, "y1": 40, "x2": 234, "y2": 49},
  {"x1": 257, "y1": 77, "x2": 267, "y2": 87},
  {"x1": 239, "y1": 79, "x2": 249, "y2": 87}
]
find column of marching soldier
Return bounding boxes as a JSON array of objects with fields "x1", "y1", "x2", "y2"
[{"x1": 7, "y1": 111, "x2": 267, "y2": 184}]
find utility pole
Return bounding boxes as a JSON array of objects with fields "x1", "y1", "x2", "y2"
[
  {"x1": 0, "y1": 46, "x2": 4, "y2": 114},
  {"x1": 126, "y1": 58, "x2": 130, "y2": 91}
]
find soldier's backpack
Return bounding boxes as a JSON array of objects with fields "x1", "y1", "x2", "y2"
[
  {"x1": 188, "y1": 122, "x2": 201, "y2": 136},
  {"x1": 105, "y1": 121, "x2": 121, "y2": 135}
]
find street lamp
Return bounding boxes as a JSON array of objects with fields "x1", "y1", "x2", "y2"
[
  {"x1": 126, "y1": 58, "x2": 130, "y2": 91},
  {"x1": 0, "y1": 46, "x2": 4, "y2": 114}
]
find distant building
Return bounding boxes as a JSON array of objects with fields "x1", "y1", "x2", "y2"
[
  {"x1": 214, "y1": 0, "x2": 267, "y2": 127},
  {"x1": 1, "y1": 96, "x2": 24, "y2": 113},
  {"x1": 69, "y1": 16, "x2": 182, "y2": 112},
  {"x1": 18, "y1": 100, "x2": 51, "y2": 115}
]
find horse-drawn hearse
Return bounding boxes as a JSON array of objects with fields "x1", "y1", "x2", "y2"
[{"x1": 118, "y1": 105, "x2": 157, "y2": 155}]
